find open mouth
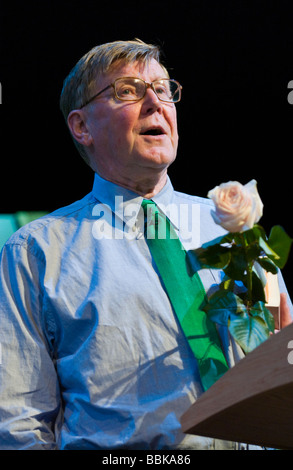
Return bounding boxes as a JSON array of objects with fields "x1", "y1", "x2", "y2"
[{"x1": 140, "y1": 127, "x2": 166, "y2": 136}]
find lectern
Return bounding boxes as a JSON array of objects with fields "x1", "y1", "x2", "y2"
[{"x1": 181, "y1": 323, "x2": 293, "y2": 449}]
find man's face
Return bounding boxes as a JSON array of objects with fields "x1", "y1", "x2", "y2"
[{"x1": 83, "y1": 59, "x2": 179, "y2": 188}]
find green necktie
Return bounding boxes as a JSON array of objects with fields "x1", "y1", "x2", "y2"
[{"x1": 142, "y1": 199, "x2": 229, "y2": 391}]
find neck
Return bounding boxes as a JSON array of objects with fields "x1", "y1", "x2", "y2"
[
  {"x1": 115, "y1": 172, "x2": 168, "y2": 198},
  {"x1": 94, "y1": 165, "x2": 169, "y2": 198}
]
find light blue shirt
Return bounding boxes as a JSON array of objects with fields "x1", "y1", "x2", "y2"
[{"x1": 0, "y1": 173, "x2": 291, "y2": 449}]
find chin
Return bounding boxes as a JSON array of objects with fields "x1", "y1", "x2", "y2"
[{"x1": 138, "y1": 149, "x2": 176, "y2": 168}]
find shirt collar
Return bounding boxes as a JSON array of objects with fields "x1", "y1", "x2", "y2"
[{"x1": 91, "y1": 172, "x2": 178, "y2": 229}]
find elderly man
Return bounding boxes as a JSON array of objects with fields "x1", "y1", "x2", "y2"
[{"x1": 0, "y1": 39, "x2": 291, "y2": 450}]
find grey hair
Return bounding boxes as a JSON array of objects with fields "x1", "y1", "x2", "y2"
[{"x1": 60, "y1": 39, "x2": 168, "y2": 165}]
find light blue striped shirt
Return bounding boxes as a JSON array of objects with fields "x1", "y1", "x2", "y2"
[{"x1": 0, "y1": 173, "x2": 290, "y2": 449}]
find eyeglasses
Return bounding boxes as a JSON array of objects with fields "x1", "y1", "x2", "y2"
[{"x1": 80, "y1": 77, "x2": 182, "y2": 108}]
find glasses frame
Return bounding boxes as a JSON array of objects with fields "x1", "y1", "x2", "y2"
[{"x1": 80, "y1": 77, "x2": 182, "y2": 108}]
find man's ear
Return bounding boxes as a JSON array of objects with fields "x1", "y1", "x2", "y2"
[{"x1": 67, "y1": 110, "x2": 93, "y2": 147}]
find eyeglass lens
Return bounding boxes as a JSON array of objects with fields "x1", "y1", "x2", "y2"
[{"x1": 114, "y1": 78, "x2": 180, "y2": 102}]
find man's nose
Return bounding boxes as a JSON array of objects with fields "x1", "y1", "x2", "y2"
[{"x1": 141, "y1": 87, "x2": 163, "y2": 114}]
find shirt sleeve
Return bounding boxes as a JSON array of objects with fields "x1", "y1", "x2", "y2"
[{"x1": 0, "y1": 242, "x2": 61, "y2": 449}]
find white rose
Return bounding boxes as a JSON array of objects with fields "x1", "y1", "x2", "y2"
[{"x1": 207, "y1": 180, "x2": 263, "y2": 232}]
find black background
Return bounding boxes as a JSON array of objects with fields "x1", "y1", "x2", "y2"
[{"x1": 1, "y1": 0, "x2": 293, "y2": 295}]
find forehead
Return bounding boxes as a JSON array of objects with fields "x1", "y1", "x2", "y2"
[{"x1": 98, "y1": 58, "x2": 168, "y2": 86}]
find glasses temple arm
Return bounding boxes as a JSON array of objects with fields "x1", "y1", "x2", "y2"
[{"x1": 80, "y1": 84, "x2": 113, "y2": 109}]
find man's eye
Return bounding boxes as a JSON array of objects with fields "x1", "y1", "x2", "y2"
[
  {"x1": 119, "y1": 87, "x2": 136, "y2": 96},
  {"x1": 155, "y1": 85, "x2": 169, "y2": 98}
]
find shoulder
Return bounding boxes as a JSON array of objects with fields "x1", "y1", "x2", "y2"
[
  {"x1": 173, "y1": 189, "x2": 215, "y2": 208},
  {"x1": 3, "y1": 192, "x2": 96, "y2": 256}
]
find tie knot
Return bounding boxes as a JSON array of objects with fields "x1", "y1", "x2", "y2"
[
  {"x1": 141, "y1": 199, "x2": 171, "y2": 240},
  {"x1": 141, "y1": 199, "x2": 160, "y2": 224},
  {"x1": 141, "y1": 199, "x2": 157, "y2": 213}
]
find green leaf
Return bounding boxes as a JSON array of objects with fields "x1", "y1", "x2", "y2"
[
  {"x1": 188, "y1": 244, "x2": 231, "y2": 270},
  {"x1": 228, "y1": 309, "x2": 270, "y2": 353},
  {"x1": 251, "y1": 301, "x2": 275, "y2": 333},
  {"x1": 223, "y1": 246, "x2": 247, "y2": 281},
  {"x1": 267, "y1": 225, "x2": 293, "y2": 269},
  {"x1": 259, "y1": 237, "x2": 281, "y2": 263},
  {"x1": 245, "y1": 243, "x2": 262, "y2": 263},
  {"x1": 227, "y1": 301, "x2": 274, "y2": 353},
  {"x1": 204, "y1": 290, "x2": 246, "y2": 326},
  {"x1": 220, "y1": 232, "x2": 236, "y2": 244},
  {"x1": 256, "y1": 256, "x2": 278, "y2": 275},
  {"x1": 251, "y1": 225, "x2": 268, "y2": 242},
  {"x1": 205, "y1": 291, "x2": 273, "y2": 353},
  {"x1": 250, "y1": 271, "x2": 266, "y2": 304},
  {"x1": 242, "y1": 225, "x2": 267, "y2": 245}
]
